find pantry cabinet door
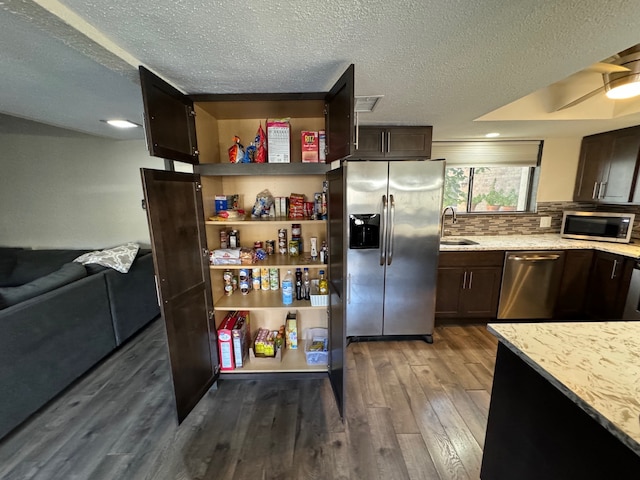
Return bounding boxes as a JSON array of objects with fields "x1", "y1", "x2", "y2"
[
  {"x1": 141, "y1": 169, "x2": 218, "y2": 423},
  {"x1": 327, "y1": 167, "x2": 346, "y2": 418},
  {"x1": 139, "y1": 66, "x2": 200, "y2": 165},
  {"x1": 325, "y1": 64, "x2": 355, "y2": 163}
]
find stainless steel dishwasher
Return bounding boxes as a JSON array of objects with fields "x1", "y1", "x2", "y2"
[{"x1": 498, "y1": 251, "x2": 566, "y2": 319}]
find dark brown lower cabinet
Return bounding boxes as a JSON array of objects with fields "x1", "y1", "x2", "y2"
[
  {"x1": 436, "y1": 251, "x2": 504, "y2": 320},
  {"x1": 554, "y1": 249, "x2": 594, "y2": 319},
  {"x1": 585, "y1": 251, "x2": 634, "y2": 320}
]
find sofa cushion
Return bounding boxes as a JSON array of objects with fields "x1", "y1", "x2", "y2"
[
  {"x1": 74, "y1": 243, "x2": 140, "y2": 273},
  {"x1": 7, "y1": 250, "x2": 89, "y2": 286},
  {"x1": 0, "y1": 262, "x2": 87, "y2": 309}
]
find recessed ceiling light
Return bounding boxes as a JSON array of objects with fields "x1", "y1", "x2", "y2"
[
  {"x1": 485, "y1": 132, "x2": 500, "y2": 138},
  {"x1": 103, "y1": 119, "x2": 140, "y2": 129}
]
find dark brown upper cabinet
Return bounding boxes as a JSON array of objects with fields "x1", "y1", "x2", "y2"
[
  {"x1": 574, "y1": 125, "x2": 640, "y2": 203},
  {"x1": 353, "y1": 126, "x2": 433, "y2": 159},
  {"x1": 139, "y1": 65, "x2": 354, "y2": 166},
  {"x1": 139, "y1": 66, "x2": 199, "y2": 164}
]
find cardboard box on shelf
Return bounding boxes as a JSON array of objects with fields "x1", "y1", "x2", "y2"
[
  {"x1": 286, "y1": 311, "x2": 298, "y2": 350},
  {"x1": 301, "y1": 131, "x2": 319, "y2": 163},
  {"x1": 217, "y1": 311, "x2": 238, "y2": 371},
  {"x1": 232, "y1": 311, "x2": 250, "y2": 368},
  {"x1": 267, "y1": 119, "x2": 290, "y2": 163},
  {"x1": 319, "y1": 130, "x2": 326, "y2": 162}
]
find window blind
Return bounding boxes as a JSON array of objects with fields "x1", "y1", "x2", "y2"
[{"x1": 431, "y1": 141, "x2": 542, "y2": 167}]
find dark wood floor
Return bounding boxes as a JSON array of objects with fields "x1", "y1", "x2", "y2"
[{"x1": 0, "y1": 319, "x2": 497, "y2": 480}]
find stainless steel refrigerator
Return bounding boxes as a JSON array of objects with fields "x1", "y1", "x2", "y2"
[{"x1": 343, "y1": 159, "x2": 444, "y2": 341}]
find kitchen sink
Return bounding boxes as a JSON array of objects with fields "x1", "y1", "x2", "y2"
[{"x1": 440, "y1": 238, "x2": 478, "y2": 246}]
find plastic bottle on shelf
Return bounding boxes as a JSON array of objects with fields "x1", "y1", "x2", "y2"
[
  {"x1": 303, "y1": 268, "x2": 311, "y2": 301},
  {"x1": 318, "y1": 270, "x2": 328, "y2": 295},
  {"x1": 295, "y1": 268, "x2": 303, "y2": 300},
  {"x1": 282, "y1": 269, "x2": 293, "y2": 305}
]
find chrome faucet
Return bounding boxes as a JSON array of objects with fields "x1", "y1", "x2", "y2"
[{"x1": 440, "y1": 206, "x2": 457, "y2": 238}]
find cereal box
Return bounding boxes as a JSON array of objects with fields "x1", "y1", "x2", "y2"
[
  {"x1": 232, "y1": 311, "x2": 250, "y2": 368},
  {"x1": 267, "y1": 118, "x2": 291, "y2": 163},
  {"x1": 217, "y1": 311, "x2": 238, "y2": 371}
]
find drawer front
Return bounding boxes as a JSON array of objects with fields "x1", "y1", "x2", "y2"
[{"x1": 438, "y1": 250, "x2": 504, "y2": 267}]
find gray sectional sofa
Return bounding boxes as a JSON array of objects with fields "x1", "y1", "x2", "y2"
[{"x1": 0, "y1": 247, "x2": 160, "y2": 440}]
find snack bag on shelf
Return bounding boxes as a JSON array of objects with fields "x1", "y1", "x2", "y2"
[
  {"x1": 255, "y1": 123, "x2": 267, "y2": 163},
  {"x1": 288, "y1": 193, "x2": 306, "y2": 219},
  {"x1": 243, "y1": 142, "x2": 256, "y2": 163},
  {"x1": 228, "y1": 136, "x2": 244, "y2": 163},
  {"x1": 251, "y1": 189, "x2": 275, "y2": 218}
]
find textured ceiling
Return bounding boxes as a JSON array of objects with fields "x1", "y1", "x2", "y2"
[{"x1": 2, "y1": 0, "x2": 640, "y2": 141}]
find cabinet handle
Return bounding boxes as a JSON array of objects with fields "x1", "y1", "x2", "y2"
[
  {"x1": 468, "y1": 271, "x2": 473, "y2": 289},
  {"x1": 462, "y1": 271, "x2": 467, "y2": 289},
  {"x1": 592, "y1": 182, "x2": 599, "y2": 199},
  {"x1": 598, "y1": 182, "x2": 607, "y2": 199},
  {"x1": 387, "y1": 131, "x2": 391, "y2": 152},
  {"x1": 381, "y1": 131, "x2": 385, "y2": 153},
  {"x1": 611, "y1": 259, "x2": 618, "y2": 280}
]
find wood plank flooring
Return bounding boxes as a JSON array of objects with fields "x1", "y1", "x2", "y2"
[{"x1": 0, "y1": 320, "x2": 497, "y2": 480}]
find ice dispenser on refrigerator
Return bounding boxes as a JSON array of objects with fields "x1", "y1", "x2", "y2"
[{"x1": 349, "y1": 214, "x2": 380, "y2": 249}]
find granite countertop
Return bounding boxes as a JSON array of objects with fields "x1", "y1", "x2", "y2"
[
  {"x1": 439, "y1": 233, "x2": 640, "y2": 258},
  {"x1": 488, "y1": 321, "x2": 640, "y2": 456}
]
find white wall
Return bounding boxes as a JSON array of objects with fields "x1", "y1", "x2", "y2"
[
  {"x1": 537, "y1": 137, "x2": 582, "y2": 202},
  {"x1": 0, "y1": 131, "x2": 167, "y2": 249}
]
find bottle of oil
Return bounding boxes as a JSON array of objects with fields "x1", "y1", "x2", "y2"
[{"x1": 318, "y1": 270, "x2": 328, "y2": 295}]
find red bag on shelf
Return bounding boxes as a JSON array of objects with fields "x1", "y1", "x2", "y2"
[{"x1": 255, "y1": 123, "x2": 267, "y2": 163}]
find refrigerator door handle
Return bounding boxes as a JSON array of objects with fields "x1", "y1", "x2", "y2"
[
  {"x1": 347, "y1": 273, "x2": 351, "y2": 304},
  {"x1": 387, "y1": 194, "x2": 395, "y2": 265},
  {"x1": 380, "y1": 195, "x2": 388, "y2": 265}
]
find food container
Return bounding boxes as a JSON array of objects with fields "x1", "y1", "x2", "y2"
[
  {"x1": 309, "y1": 279, "x2": 328, "y2": 306},
  {"x1": 304, "y1": 327, "x2": 328, "y2": 366}
]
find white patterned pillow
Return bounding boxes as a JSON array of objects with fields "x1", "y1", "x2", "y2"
[{"x1": 74, "y1": 243, "x2": 140, "y2": 273}]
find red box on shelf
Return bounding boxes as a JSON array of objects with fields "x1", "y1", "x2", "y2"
[
  {"x1": 217, "y1": 311, "x2": 238, "y2": 371},
  {"x1": 301, "y1": 131, "x2": 319, "y2": 163}
]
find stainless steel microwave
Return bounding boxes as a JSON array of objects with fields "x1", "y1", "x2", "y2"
[{"x1": 561, "y1": 211, "x2": 635, "y2": 243}]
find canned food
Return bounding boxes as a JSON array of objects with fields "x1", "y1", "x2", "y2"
[
  {"x1": 239, "y1": 268, "x2": 250, "y2": 280},
  {"x1": 278, "y1": 229, "x2": 288, "y2": 255},
  {"x1": 269, "y1": 268, "x2": 279, "y2": 290},
  {"x1": 261, "y1": 267, "x2": 270, "y2": 290},
  {"x1": 291, "y1": 223, "x2": 302, "y2": 237},
  {"x1": 223, "y1": 269, "x2": 233, "y2": 281},
  {"x1": 266, "y1": 240, "x2": 275, "y2": 255},
  {"x1": 240, "y1": 279, "x2": 251, "y2": 295},
  {"x1": 288, "y1": 240, "x2": 299, "y2": 256}
]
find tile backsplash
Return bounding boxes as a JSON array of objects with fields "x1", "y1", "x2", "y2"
[{"x1": 443, "y1": 201, "x2": 640, "y2": 240}]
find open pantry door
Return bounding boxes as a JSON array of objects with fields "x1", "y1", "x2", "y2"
[
  {"x1": 325, "y1": 64, "x2": 355, "y2": 163},
  {"x1": 141, "y1": 169, "x2": 219, "y2": 423},
  {"x1": 327, "y1": 166, "x2": 346, "y2": 418},
  {"x1": 139, "y1": 66, "x2": 199, "y2": 165}
]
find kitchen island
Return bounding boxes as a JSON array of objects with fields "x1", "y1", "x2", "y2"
[{"x1": 481, "y1": 321, "x2": 640, "y2": 480}]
